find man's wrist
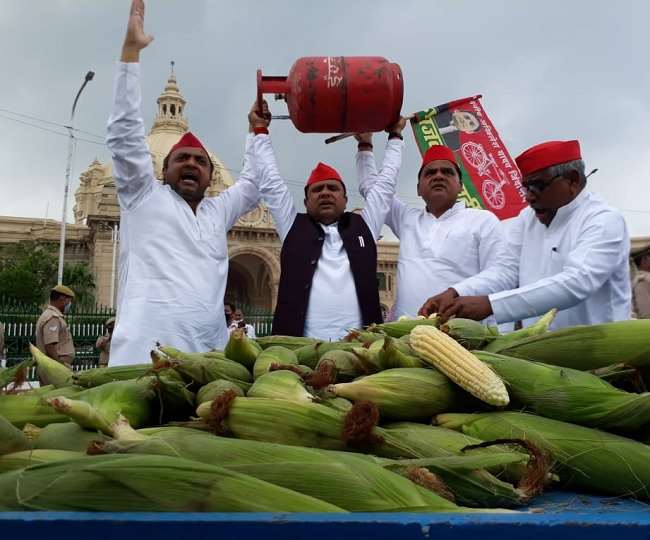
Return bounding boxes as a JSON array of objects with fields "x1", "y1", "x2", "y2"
[
  {"x1": 253, "y1": 126, "x2": 269, "y2": 135},
  {"x1": 357, "y1": 142, "x2": 373, "y2": 151},
  {"x1": 388, "y1": 131, "x2": 404, "y2": 140},
  {"x1": 120, "y1": 45, "x2": 141, "y2": 63}
]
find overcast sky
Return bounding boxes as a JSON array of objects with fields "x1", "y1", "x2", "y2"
[{"x1": 1, "y1": 0, "x2": 648, "y2": 238}]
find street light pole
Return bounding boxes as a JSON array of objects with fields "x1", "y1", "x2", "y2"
[{"x1": 57, "y1": 70, "x2": 95, "y2": 285}]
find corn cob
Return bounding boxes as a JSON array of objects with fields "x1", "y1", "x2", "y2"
[
  {"x1": 99, "y1": 429, "x2": 459, "y2": 512},
  {"x1": 255, "y1": 335, "x2": 318, "y2": 350},
  {"x1": 316, "y1": 350, "x2": 370, "y2": 382},
  {"x1": 0, "y1": 386, "x2": 81, "y2": 428},
  {"x1": 410, "y1": 325, "x2": 509, "y2": 406},
  {"x1": 436, "y1": 411, "x2": 650, "y2": 500},
  {"x1": 196, "y1": 396, "x2": 385, "y2": 452},
  {"x1": 440, "y1": 318, "x2": 496, "y2": 350},
  {"x1": 376, "y1": 422, "x2": 534, "y2": 508},
  {"x1": 494, "y1": 319, "x2": 650, "y2": 370},
  {"x1": 247, "y1": 370, "x2": 317, "y2": 404},
  {"x1": 320, "y1": 396, "x2": 353, "y2": 413},
  {"x1": 369, "y1": 316, "x2": 440, "y2": 338},
  {"x1": 481, "y1": 309, "x2": 557, "y2": 353},
  {"x1": 156, "y1": 347, "x2": 252, "y2": 387},
  {"x1": 30, "y1": 344, "x2": 72, "y2": 387},
  {"x1": 0, "y1": 414, "x2": 30, "y2": 455},
  {"x1": 72, "y1": 364, "x2": 156, "y2": 388},
  {"x1": 196, "y1": 379, "x2": 245, "y2": 404},
  {"x1": 0, "y1": 454, "x2": 345, "y2": 512},
  {"x1": 224, "y1": 328, "x2": 262, "y2": 369},
  {"x1": 253, "y1": 346, "x2": 298, "y2": 379},
  {"x1": 0, "y1": 449, "x2": 84, "y2": 474},
  {"x1": 294, "y1": 342, "x2": 322, "y2": 368},
  {"x1": 330, "y1": 368, "x2": 462, "y2": 421},
  {"x1": 24, "y1": 421, "x2": 108, "y2": 452},
  {"x1": 475, "y1": 351, "x2": 650, "y2": 432},
  {"x1": 379, "y1": 337, "x2": 424, "y2": 368},
  {"x1": 343, "y1": 329, "x2": 386, "y2": 345}
]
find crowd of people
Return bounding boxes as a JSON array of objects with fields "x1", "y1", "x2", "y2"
[{"x1": 0, "y1": 0, "x2": 647, "y2": 370}]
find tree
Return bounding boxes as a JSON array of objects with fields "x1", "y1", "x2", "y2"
[
  {"x1": 0, "y1": 241, "x2": 96, "y2": 305},
  {"x1": 62, "y1": 263, "x2": 96, "y2": 306}
]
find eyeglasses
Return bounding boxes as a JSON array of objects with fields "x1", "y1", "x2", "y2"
[{"x1": 522, "y1": 174, "x2": 564, "y2": 196}]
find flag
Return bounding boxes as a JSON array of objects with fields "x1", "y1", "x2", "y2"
[{"x1": 410, "y1": 95, "x2": 526, "y2": 220}]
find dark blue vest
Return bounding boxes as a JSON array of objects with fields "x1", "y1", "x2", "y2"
[{"x1": 272, "y1": 212, "x2": 383, "y2": 336}]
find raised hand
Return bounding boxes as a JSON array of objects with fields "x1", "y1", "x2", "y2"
[
  {"x1": 248, "y1": 100, "x2": 271, "y2": 132},
  {"x1": 121, "y1": 0, "x2": 154, "y2": 62}
]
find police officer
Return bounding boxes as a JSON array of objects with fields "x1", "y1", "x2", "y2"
[
  {"x1": 96, "y1": 317, "x2": 115, "y2": 368},
  {"x1": 35, "y1": 285, "x2": 76, "y2": 367}
]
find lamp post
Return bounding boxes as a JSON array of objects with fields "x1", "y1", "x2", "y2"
[{"x1": 57, "y1": 70, "x2": 95, "y2": 285}]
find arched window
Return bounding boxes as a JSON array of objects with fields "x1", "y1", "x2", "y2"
[
  {"x1": 171, "y1": 104, "x2": 176, "y2": 116},
  {"x1": 162, "y1": 104, "x2": 167, "y2": 115}
]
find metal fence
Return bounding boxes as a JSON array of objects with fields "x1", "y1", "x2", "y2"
[{"x1": 1, "y1": 297, "x2": 274, "y2": 370}]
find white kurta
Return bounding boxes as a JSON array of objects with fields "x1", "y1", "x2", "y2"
[
  {"x1": 357, "y1": 149, "x2": 506, "y2": 319},
  {"x1": 251, "y1": 135, "x2": 401, "y2": 341},
  {"x1": 452, "y1": 189, "x2": 632, "y2": 328},
  {"x1": 107, "y1": 63, "x2": 259, "y2": 365}
]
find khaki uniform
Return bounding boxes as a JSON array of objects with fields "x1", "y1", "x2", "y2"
[
  {"x1": 35, "y1": 305, "x2": 75, "y2": 367},
  {"x1": 96, "y1": 335, "x2": 111, "y2": 367},
  {"x1": 633, "y1": 271, "x2": 650, "y2": 319}
]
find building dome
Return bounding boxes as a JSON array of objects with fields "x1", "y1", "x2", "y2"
[{"x1": 73, "y1": 63, "x2": 234, "y2": 223}]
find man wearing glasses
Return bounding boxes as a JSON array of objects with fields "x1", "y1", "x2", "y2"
[{"x1": 419, "y1": 140, "x2": 631, "y2": 329}]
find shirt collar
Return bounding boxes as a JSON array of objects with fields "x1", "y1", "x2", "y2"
[
  {"x1": 48, "y1": 305, "x2": 64, "y2": 317},
  {"x1": 549, "y1": 189, "x2": 589, "y2": 228},
  {"x1": 426, "y1": 201, "x2": 465, "y2": 221}
]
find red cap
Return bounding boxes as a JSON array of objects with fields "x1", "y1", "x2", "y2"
[
  {"x1": 419, "y1": 145, "x2": 460, "y2": 176},
  {"x1": 167, "y1": 131, "x2": 209, "y2": 157},
  {"x1": 515, "y1": 140, "x2": 581, "y2": 177},
  {"x1": 306, "y1": 162, "x2": 343, "y2": 187}
]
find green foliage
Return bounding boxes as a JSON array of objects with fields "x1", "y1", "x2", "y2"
[{"x1": 0, "y1": 241, "x2": 95, "y2": 305}]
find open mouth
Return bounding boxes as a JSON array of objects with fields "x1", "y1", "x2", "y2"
[{"x1": 179, "y1": 171, "x2": 199, "y2": 186}]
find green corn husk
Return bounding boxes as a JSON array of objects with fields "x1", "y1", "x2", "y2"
[
  {"x1": 225, "y1": 329, "x2": 263, "y2": 369},
  {"x1": 295, "y1": 342, "x2": 363, "y2": 370},
  {"x1": 482, "y1": 309, "x2": 557, "y2": 353},
  {"x1": 196, "y1": 396, "x2": 386, "y2": 452},
  {"x1": 0, "y1": 386, "x2": 82, "y2": 428},
  {"x1": 494, "y1": 320, "x2": 650, "y2": 369},
  {"x1": 330, "y1": 368, "x2": 462, "y2": 421},
  {"x1": 351, "y1": 342, "x2": 387, "y2": 372},
  {"x1": 98, "y1": 429, "x2": 459, "y2": 512},
  {"x1": 253, "y1": 346, "x2": 298, "y2": 379},
  {"x1": 0, "y1": 414, "x2": 30, "y2": 455},
  {"x1": 369, "y1": 317, "x2": 440, "y2": 338},
  {"x1": 440, "y1": 319, "x2": 496, "y2": 350},
  {"x1": 376, "y1": 422, "x2": 535, "y2": 508},
  {"x1": 436, "y1": 411, "x2": 650, "y2": 500},
  {"x1": 321, "y1": 396, "x2": 353, "y2": 413},
  {"x1": 343, "y1": 329, "x2": 386, "y2": 345},
  {"x1": 0, "y1": 449, "x2": 84, "y2": 474},
  {"x1": 196, "y1": 379, "x2": 245, "y2": 404},
  {"x1": 72, "y1": 364, "x2": 156, "y2": 388},
  {"x1": 157, "y1": 348, "x2": 252, "y2": 388},
  {"x1": 247, "y1": 370, "x2": 317, "y2": 404},
  {"x1": 24, "y1": 422, "x2": 108, "y2": 452},
  {"x1": 0, "y1": 454, "x2": 345, "y2": 512},
  {"x1": 46, "y1": 377, "x2": 159, "y2": 435},
  {"x1": 475, "y1": 351, "x2": 650, "y2": 432},
  {"x1": 379, "y1": 337, "x2": 424, "y2": 368},
  {"x1": 316, "y1": 350, "x2": 370, "y2": 382},
  {"x1": 30, "y1": 344, "x2": 72, "y2": 387},
  {"x1": 255, "y1": 335, "x2": 318, "y2": 350},
  {"x1": 0, "y1": 359, "x2": 35, "y2": 390}
]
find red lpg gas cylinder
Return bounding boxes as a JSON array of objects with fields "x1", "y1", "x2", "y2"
[{"x1": 257, "y1": 56, "x2": 403, "y2": 134}]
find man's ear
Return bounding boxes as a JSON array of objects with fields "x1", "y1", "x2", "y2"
[{"x1": 303, "y1": 198, "x2": 308, "y2": 210}]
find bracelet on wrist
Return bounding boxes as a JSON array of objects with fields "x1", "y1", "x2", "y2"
[
  {"x1": 253, "y1": 126, "x2": 269, "y2": 135},
  {"x1": 388, "y1": 132, "x2": 403, "y2": 140},
  {"x1": 357, "y1": 142, "x2": 373, "y2": 151}
]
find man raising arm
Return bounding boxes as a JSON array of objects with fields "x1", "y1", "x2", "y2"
[{"x1": 107, "y1": 0, "x2": 259, "y2": 365}]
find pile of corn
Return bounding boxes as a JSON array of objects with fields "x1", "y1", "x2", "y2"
[{"x1": 2, "y1": 314, "x2": 650, "y2": 513}]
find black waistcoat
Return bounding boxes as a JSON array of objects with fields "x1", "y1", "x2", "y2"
[{"x1": 272, "y1": 212, "x2": 383, "y2": 336}]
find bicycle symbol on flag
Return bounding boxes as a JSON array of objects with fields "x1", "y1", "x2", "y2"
[{"x1": 460, "y1": 141, "x2": 508, "y2": 210}]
